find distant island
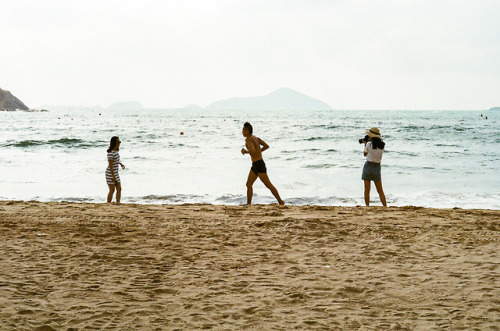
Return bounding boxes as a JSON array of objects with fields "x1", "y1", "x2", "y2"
[
  {"x1": 108, "y1": 101, "x2": 144, "y2": 110},
  {"x1": 203, "y1": 87, "x2": 332, "y2": 111},
  {"x1": 489, "y1": 107, "x2": 500, "y2": 111},
  {"x1": 0, "y1": 87, "x2": 29, "y2": 111}
]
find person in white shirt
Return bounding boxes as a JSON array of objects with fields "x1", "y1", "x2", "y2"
[{"x1": 361, "y1": 127, "x2": 387, "y2": 207}]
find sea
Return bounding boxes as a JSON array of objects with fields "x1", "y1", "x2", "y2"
[{"x1": 1, "y1": 108, "x2": 499, "y2": 209}]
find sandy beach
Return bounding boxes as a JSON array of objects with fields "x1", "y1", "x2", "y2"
[{"x1": 0, "y1": 201, "x2": 499, "y2": 330}]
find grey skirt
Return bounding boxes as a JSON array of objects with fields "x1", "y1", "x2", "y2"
[{"x1": 362, "y1": 161, "x2": 381, "y2": 181}]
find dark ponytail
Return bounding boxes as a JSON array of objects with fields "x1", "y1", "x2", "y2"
[
  {"x1": 107, "y1": 136, "x2": 119, "y2": 153},
  {"x1": 371, "y1": 137, "x2": 385, "y2": 150}
]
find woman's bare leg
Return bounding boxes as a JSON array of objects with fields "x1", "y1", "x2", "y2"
[
  {"x1": 115, "y1": 182, "x2": 122, "y2": 204},
  {"x1": 374, "y1": 181, "x2": 387, "y2": 207},
  {"x1": 107, "y1": 184, "x2": 115, "y2": 203},
  {"x1": 364, "y1": 180, "x2": 371, "y2": 206}
]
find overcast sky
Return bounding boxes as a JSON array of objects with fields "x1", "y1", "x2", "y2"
[{"x1": 1, "y1": 0, "x2": 499, "y2": 110}]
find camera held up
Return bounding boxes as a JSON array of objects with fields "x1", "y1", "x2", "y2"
[{"x1": 359, "y1": 135, "x2": 370, "y2": 144}]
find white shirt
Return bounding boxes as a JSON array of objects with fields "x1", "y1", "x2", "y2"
[{"x1": 364, "y1": 141, "x2": 384, "y2": 163}]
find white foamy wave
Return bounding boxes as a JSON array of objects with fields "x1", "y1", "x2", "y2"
[{"x1": 390, "y1": 192, "x2": 500, "y2": 210}]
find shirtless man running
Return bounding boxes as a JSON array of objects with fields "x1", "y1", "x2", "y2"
[{"x1": 241, "y1": 122, "x2": 285, "y2": 205}]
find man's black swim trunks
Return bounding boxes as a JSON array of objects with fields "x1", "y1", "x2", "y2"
[{"x1": 251, "y1": 159, "x2": 267, "y2": 175}]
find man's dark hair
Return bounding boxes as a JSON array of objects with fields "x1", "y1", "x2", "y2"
[
  {"x1": 244, "y1": 122, "x2": 253, "y2": 134},
  {"x1": 371, "y1": 137, "x2": 385, "y2": 150}
]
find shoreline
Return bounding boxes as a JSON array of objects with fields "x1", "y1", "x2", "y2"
[
  {"x1": 1, "y1": 201, "x2": 499, "y2": 329},
  {"x1": 1, "y1": 199, "x2": 499, "y2": 210}
]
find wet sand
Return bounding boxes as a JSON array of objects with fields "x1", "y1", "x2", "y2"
[{"x1": 0, "y1": 201, "x2": 499, "y2": 330}]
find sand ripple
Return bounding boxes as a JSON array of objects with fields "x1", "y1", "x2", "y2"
[{"x1": 0, "y1": 202, "x2": 499, "y2": 329}]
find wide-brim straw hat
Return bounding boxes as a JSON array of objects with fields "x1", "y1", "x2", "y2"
[{"x1": 366, "y1": 127, "x2": 381, "y2": 138}]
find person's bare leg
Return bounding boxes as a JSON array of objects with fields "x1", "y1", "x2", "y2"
[
  {"x1": 115, "y1": 182, "x2": 122, "y2": 204},
  {"x1": 246, "y1": 170, "x2": 258, "y2": 204},
  {"x1": 374, "y1": 181, "x2": 387, "y2": 207},
  {"x1": 364, "y1": 180, "x2": 371, "y2": 206},
  {"x1": 258, "y1": 173, "x2": 285, "y2": 205},
  {"x1": 107, "y1": 184, "x2": 115, "y2": 203}
]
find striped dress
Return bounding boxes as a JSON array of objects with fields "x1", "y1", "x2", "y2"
[{"x1": 105, "y1": 151, "x2": 120, "y2": 185}]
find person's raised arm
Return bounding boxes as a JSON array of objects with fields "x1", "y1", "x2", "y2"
[{"x1": 258, "y1": 138, "x2": 269, "y2": 152}]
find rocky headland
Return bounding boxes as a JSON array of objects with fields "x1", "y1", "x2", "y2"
[{"x1": 0, "y1": 88, "x2": 29, "y2": 111}]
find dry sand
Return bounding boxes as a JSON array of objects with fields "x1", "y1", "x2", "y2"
[{"x1": 0, "y1": 201, "x2": 499, "y2": 330}]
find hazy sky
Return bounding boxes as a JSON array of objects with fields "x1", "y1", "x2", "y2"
[{"x1": 1, "y1": 0, "x2": 499, "y2": 109}]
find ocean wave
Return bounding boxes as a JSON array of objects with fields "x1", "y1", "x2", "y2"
[
  {"x1": 3, "y1": 138, "x2": 103, "y2": 149},
  {"x1": 396, "y1": 124, "x2": 470, "y2": 132},
  {"x1": 215, "y1": 194, "x2": 247, "y2": 204},
  {"x1": 394, "y1": 151, "x2": 419, "y2": 157},
  {"x1": 309, "y1": 125, "x2": 341, "y2": 130},
  {"x1": 303, "y1": 163, "x2": 337, "y2": 169},
  {"x1": 285, "y1": 196, "x2": 358, "y2": 205},
  {"x1": 48, "y1": 197, "x2": 96, "y2": 203},
  {"x1": 138, "y1": 194, "x2": 206, "y2": 203},
  {"x1": 283, "y1": 148, "x2": 328, "y2": 154},
  {"x1": 391, "y1": 192, "x2": 500, "y2": 210},
  {"x1": 3, "y1": 191, "x2": 499, "y2": 209},
  {"x1": 302, "y1": 136, "x2": 330, "y2": 141},
  {"x1": 434, "y1": 143, "x2": 460, "y2": 147}
]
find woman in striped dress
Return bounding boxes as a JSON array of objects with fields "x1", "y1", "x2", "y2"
[{"x1": 106, "y1": 136, "x2": 125, "y2": 203}]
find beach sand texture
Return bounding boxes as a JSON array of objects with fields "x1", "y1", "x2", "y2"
[{"x1": 0, "y1": 201, "x2": 499, "y2": 330}]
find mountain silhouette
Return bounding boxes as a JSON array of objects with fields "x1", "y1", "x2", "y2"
[{"x1": 205, "y1": 88, "x2": 332, "y2": 111}]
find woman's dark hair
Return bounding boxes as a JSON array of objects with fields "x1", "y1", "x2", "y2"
[
  {"x1": 244, "y1": 122, "x2": 253, "y2": 134},
  {"x1": 371, "y1": 137, "x2": 385, "y2": 150},
  {"x1": 107, "y1": 136, "x2": 120, "y2": 153}
]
